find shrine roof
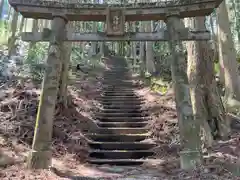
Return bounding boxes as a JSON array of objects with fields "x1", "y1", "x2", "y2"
[{"x1": 8, "y1": 0, "x2": 223, "y2": 21}]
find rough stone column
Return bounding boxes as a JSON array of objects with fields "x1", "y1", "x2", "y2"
[
  {"x1": 27, "y1": 16, "x2": 67, "y2": 169},
  {"x1": 165, "y1": 15, "x2": 202, "y2": 169}
]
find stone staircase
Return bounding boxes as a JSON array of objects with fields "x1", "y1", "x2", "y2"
[{"x1": 86, "y1": 57, "x2": 155, "y2": 165}]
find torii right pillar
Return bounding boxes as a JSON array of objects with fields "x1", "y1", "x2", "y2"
[{"x1": 165, "y1": 14, "x2": 202, "y2": 169}]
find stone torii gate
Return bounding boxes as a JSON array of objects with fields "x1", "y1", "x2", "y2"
[{"x1": 9, "y1": 0, "x2": 223, "y2": 169}]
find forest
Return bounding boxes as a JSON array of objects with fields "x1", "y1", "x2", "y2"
[{"x1": 1, "y1": 0, "x2": 240, "y2": 179}]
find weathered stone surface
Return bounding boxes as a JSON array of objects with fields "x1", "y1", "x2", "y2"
[
  {"x1": 106, "y1": 8, "x2": 125, "y2": 36},
  {"x1": 9, "y1": 0, "x2": 222, "y2": 21},
  {"x1": 21, "y1": 30, "x2": 210, "y2": 42},
  {"x1": 27, "y1": 16, "x2": 67, "y2": 169},
  {"x1": 166, "y1": 15, "x2": 202, "y2": 169}
]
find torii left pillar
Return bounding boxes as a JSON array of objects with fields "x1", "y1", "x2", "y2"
[{"x1": 27, "y1": 15, "x2": 67, "y2": 169}]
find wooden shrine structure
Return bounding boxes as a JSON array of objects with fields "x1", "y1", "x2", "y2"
[
  {"x1": 8, "y1": 0, "x2": 223, "y2": 42},
  {"x1": 8, "y1": 0, "x2": 224, "y2": 169}
]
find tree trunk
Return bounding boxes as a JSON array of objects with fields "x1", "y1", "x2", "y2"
[
  {"x1": 166, "y1": 15, "x2": 202, "y2": 170},
  {"x1": 217, "y1": 1, "x2": 240, "y2": 102},
  {"x1": 8, "y1": 10, "x2": 18, "y2": 56},
  {"x1": 58, "y1": 25, "x2": 73, "y2": 108},
  {"x1": 131, "y1": 22, "x2": 137, "y2": 72},
  {"x1": 19, "y1": 16, "x2": 25, "y2": 34},
  {"x1": 29, "y1": 19, "x2": 39, "y2": 49},
  {"x1": 0, "y1": 0, "x2": 4, "y2": 18},
  {"x1": 145, "y1": 21, "x2": 156, "y2": 74},
  {"x1": 24, "y1": 19, "x2": 28, "y2": 32},
  {"x1": 44, "y1": 20, "x2": 50, "y2": 28},
  {"x1": 186, "y1": 17, "x2": 230, "y2": 147},
  {"x1": 27, "y1": 17, "x2": 66, "y2": 169},
  {"x1": 139, "y1": 21, "x2": 146, "y2": 77},
  {"x1": 58, "y1": 42, "x2": 71, "y2": 108},
  {"x1": 92, "y1": 22, "x2": 97, "y2": 55}
]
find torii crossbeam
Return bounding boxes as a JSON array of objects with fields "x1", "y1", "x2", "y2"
[{"x1": 9, "y1": 0, "x2": 222, "y2": 21}]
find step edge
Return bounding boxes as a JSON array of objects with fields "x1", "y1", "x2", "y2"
[
  {"x1": 88, "y1": 141, "x2": 156, "y2": 145},
  {"x1": 89, "y1": 150, "x2": 154, "y2": 153},
  {"x1": 85, "y1": 133, "x2": 150, "y2": 136}
]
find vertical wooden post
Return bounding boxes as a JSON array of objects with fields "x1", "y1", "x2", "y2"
[
  {"x1": 8, "y1": 10, "x2": 18, "y2": 56},
  {"x1": 165, "y1": 14, "x2": 202, "y2": 169},
  {"x1": 139, "y1": 21, "x2": 145, "y2": 77},
  {"x1": 27, "y1": 16, "x2": 67, "y2": 169}
]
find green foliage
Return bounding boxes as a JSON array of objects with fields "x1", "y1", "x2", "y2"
[
  {"x1": 0, "y1": 20, "x2": 8, "y2": 45},
  {"x1": 150, "y1": 77, "x2": 169, "y2": 94},
  {"x1": 71, "y1": 46, "x2": 83, "y2": 65},
  {"x1": 23, "y1": 43, "x2": 47, "y2": 81}
]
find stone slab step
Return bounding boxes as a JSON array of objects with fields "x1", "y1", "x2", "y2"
[
  {"x1": 100, "y1": 102, "x2": 145, "y2": 106},
  {"x1": 102, "y1": 91, "x2": 136, "y2": 94},
  {"x1": 101, "y1": 94, "x2": 138, "y2": 97},
  {"x1": 85, "y1": 133, "x2": 149, "y2": 142},
  {"x1": 102, "y1": 79, "x2": 133, "y2": 83},
  {"x1": 104, "y1": 71, "x2": 129, "y2": 73},
  {"x1": 96, "y1": 98, "x2": 144, "y2": 102},
  {"x1": 103, "y1": 71, "x2": 130, "y2": 74},
  {"x1": 102, "y1": 86, "x2": 138, "y2": 89},
  {"x1": 103, "y1": 90, "x2": 135, "y2": 93},
  {"x1": 102, "y1": 86, "x2": 136, "y2": 89},
  {"x1": 95, "y1": 127, "x2": 148, "y2": 134},
  {"x1": 102, "y1": 85, "x2": 135, "y2": 88},
  {"x1": 89, "y1": 150, "x2": 154, "y2": 159},
  {"x1": 103, "y1": 75, "x2": 130, "y2": 78},
  {"x1": 88, "y1": 141, "x2": 156, "y2": 150},
  {"x1": 95, "y1": 112, "x2": 148, "y2": 117},
  {"x1": 102, "y1": 105, "x2": 143, "y2": 109},
  {"x1": 104, "y1": 68, "x2": 129, "y2": 70},
  {"x1": 102, "y1": 79, "x2": 133, "y2": 82},
  {"x1": 97, "y1": 96, "x2": 143, "y2": 100},
  {"x1": 101, "y1": 89, "x2": 137, "y2": 92},
  {"x1": 102, "y1": 81, "x2": 136, "y2": 87},
  {"x1": 97, "y1": 116, "x2": 150, "y2": 122},
  {"x1": 97, "y1": 109, "x2": 146, "y2": 114},
  {"x1": 87, "y1": 158, "x2": 151, "y2": 165},
  {"x1": 96, "y1": 121, "x2": 148, "y2": 128},
  {"x1": 102, "y1": 80, "x2": 134, "y2": 83},
  {"x1": 97, "y1": 99, "x2": 144, "y2": 103}
]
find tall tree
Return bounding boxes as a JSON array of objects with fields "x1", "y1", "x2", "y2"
[
  {"x1": 139, "y1": 21, "x2": 145, "y2": 76},
  {"x1": 186, "y1": 17, "x2": 230, "y2": 146},
  {"x1": 0, "y1": 0, "x2": 4, "y2": 18},
  {"x1": 8, "y1": 9, "x2": 18, "y2": 56},
  {"x1": 145, "y1": 21, "x2": 156, "y2": 74},
  {"x1": 217, "y1": 1, "x2": 240, "y2": 103}
]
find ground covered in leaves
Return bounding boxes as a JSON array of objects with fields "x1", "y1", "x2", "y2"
[{"x1": 1, "y1": 65, "x2": 240, "y2": 179}]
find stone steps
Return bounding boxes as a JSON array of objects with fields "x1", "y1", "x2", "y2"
[
  {"x1": 89, "y1": 150, "x2": 154, "y2": 159},
  {"x1": 96, "y1": 108, "x2": 145, "y2": 113},
  {"x1": 95, "y1": 112, "x2": 148, "y2": 117},
  {"x1": 99, "y1": 101, "x2": 145, "y2": 106},
  {"x1": 102, "y1": 90, "x2": 136, "y2": 94},
  {"x1": 87, "y1": 159, "x2": 151, "y2": 165},
  {"x1": 97, "y1": 117, "x2": 150, "y2": 122},
  {"x1": 100, "y1": 105, "x2": 143, "y2": 110},
  {"x1": 87, "y1": 57, "x2": 154, "y2": 165},
  {"x1": 85, "y1": 134, "x2": 149, "y2": 142},
  {"x1": 100, "y1": 94, "x2": 138, "y2": 97},
  {"x1": 96, "y1": 121, "x2": 148, "y2": 128},
  {"x1": 88, "y1": 141, "x2": 155, "y2": 150},
  {"x1": 96, "y1": 97, "x2": 144, "y2": 101},
  {"x1": 95, "y1": 127, "x2": 149, "y2": 134}
]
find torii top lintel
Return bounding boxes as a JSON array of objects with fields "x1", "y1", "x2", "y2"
[{"x1": 8, "y1": 0, "x2": 223, "y2": 21}]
